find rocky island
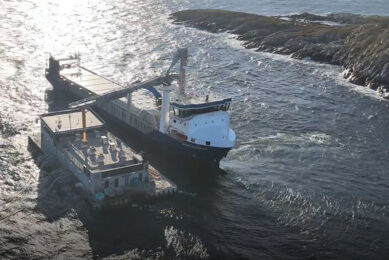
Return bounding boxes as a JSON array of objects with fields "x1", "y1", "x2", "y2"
[{"x1": 172, "y1": 10, "x2": 389, "y2": 97}]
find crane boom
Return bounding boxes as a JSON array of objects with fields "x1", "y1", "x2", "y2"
[{"x1": 69, "y1": 48, "x2": 188, "y2": 110}]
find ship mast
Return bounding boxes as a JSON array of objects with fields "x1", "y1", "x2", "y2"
[{"x1": 166, "y1": 48, "x2": 188, "y2": 96}]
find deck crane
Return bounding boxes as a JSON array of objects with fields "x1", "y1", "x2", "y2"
[{"x1": 69, "y1": 48, "x2": 188, "y2": 110}]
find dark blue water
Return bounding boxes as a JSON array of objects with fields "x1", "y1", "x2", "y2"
[{"x1": 1, "y1": 0, "x2": 389, "y2": 258}]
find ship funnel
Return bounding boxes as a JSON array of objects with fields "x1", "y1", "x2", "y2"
[{"x1": 159, "y1": 89, "x2": 171, "y2": 133}]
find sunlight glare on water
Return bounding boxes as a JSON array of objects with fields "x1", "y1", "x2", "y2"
[{"x1": 1, "y1": 0, "x2": 389, "y2": 258}]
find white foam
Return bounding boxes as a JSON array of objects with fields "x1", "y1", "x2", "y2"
[{"x1": 336, "y1": 72, "x2": 387, "y2": 102}]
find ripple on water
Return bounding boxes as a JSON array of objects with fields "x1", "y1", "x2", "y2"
[{"x1": 1, "y1": 0, "x2": 389, "y2": 258}]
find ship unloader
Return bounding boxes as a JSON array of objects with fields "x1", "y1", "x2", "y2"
[
  {"x1": 45, "y1": 48, "x2": 236, "y2": 169},
  {"x1": 29, "y1": 108, "x2": 176, "y2": 209}
]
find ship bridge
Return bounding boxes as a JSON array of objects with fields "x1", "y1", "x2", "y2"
[
  {"x1": 168, "y1": 98, "x2": 234, "y2": 148},
  {"x1": 171, "y1": 98, "x2": 231, "y2": 118}
]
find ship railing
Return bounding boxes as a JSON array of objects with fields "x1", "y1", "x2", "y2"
[
  {"x1": 64, "y1": 149, "x2": 84, "y2": 171},
  {"x1": 100, "y1": 163, "x2": 144, "y2": 178},
  {"x1": 69, "y1": 142, "x2": 86, "y2": 161}
]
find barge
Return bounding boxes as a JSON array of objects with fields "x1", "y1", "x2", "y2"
[
  {"x1": 29, "y1": 108, "x2": 176, "y2": 209},
  {"x1": 45, "y1": 49, "x2": 236, "y2": 169}
]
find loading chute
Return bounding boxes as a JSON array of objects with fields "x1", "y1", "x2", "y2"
[{"x1": 69, "y1": 48, "x2": 188, "y2": 110}]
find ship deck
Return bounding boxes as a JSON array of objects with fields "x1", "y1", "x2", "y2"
[
  {"x1": 41, "y1": 109, "x2": 104, "y2": 133},
  {"x1": 60, "y1": 66, "x2": 158, "y2": 111},
  {"x1": 40, "y1": 109, "x2": 140, "y2": 173},
  {"x1": 148, "y1": 167, "x2": 177, "y2": 195},
  {"x1": 60, "y1": 67, "x2": 122, "y2": 96},
  {"x1": 58, "y1": 130, "x2": 138, "y2": 172}
]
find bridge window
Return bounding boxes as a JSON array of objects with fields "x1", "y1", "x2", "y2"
[{"x1": 172, "y1": 102, "x2": 231, "y2": 118}]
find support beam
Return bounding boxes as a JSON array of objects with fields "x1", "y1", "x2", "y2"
[
  {"x1": 127, "y1": 93, "x2": 132, "y2": 114},
  {"x1": 82, "y1": 109, "x2": 87, "y2": 143},
  {"x1": 69, "y1": 75, "x2": 174, "y2": 109},
  {"x1": 159, "y1": 89, "x2": 171, "y2": 133}
]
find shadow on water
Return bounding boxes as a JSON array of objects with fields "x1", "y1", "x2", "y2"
[
  {"x1": 32, "y1": 146, "x2": 225, "y2": 258},
  {"x1": 45, "y1": 88, "x2": 75, "y2": 112}
]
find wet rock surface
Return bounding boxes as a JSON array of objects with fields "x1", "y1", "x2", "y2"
[{"x1": 172, "y1": 10, "x2": 389, "y2": 97}]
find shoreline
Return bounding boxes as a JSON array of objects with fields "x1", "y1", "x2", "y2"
[{"x1": 171, "y1": 9, "x2": 389, "y2": 98}]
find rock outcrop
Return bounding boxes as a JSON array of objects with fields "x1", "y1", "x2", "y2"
[{"x1": 172, "y1": 10, "x2": 389, "y2": 97}]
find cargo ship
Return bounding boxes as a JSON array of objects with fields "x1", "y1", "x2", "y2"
[
  {"x1": 45, "y1": 49, "x2": 236, "y2": 168},
  {"x1": 29, "y1": 108, "x2": 176, "y2": 209}
]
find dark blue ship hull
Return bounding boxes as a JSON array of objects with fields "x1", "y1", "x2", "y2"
[
  {"x1": 99, "y1": 107, "x2": 230, "y2": 168},
  {"x1": 46, "y1": 72, "x2": 230, "y2": 169}
]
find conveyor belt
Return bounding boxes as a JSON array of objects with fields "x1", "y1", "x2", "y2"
[{"x1": 60, "y1": 67, "x2": 124, "y2": 96}]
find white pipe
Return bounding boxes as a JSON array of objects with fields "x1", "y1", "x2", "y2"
[{"x1": 159, "y1": 89, "x2": 170, "y2": 133}]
